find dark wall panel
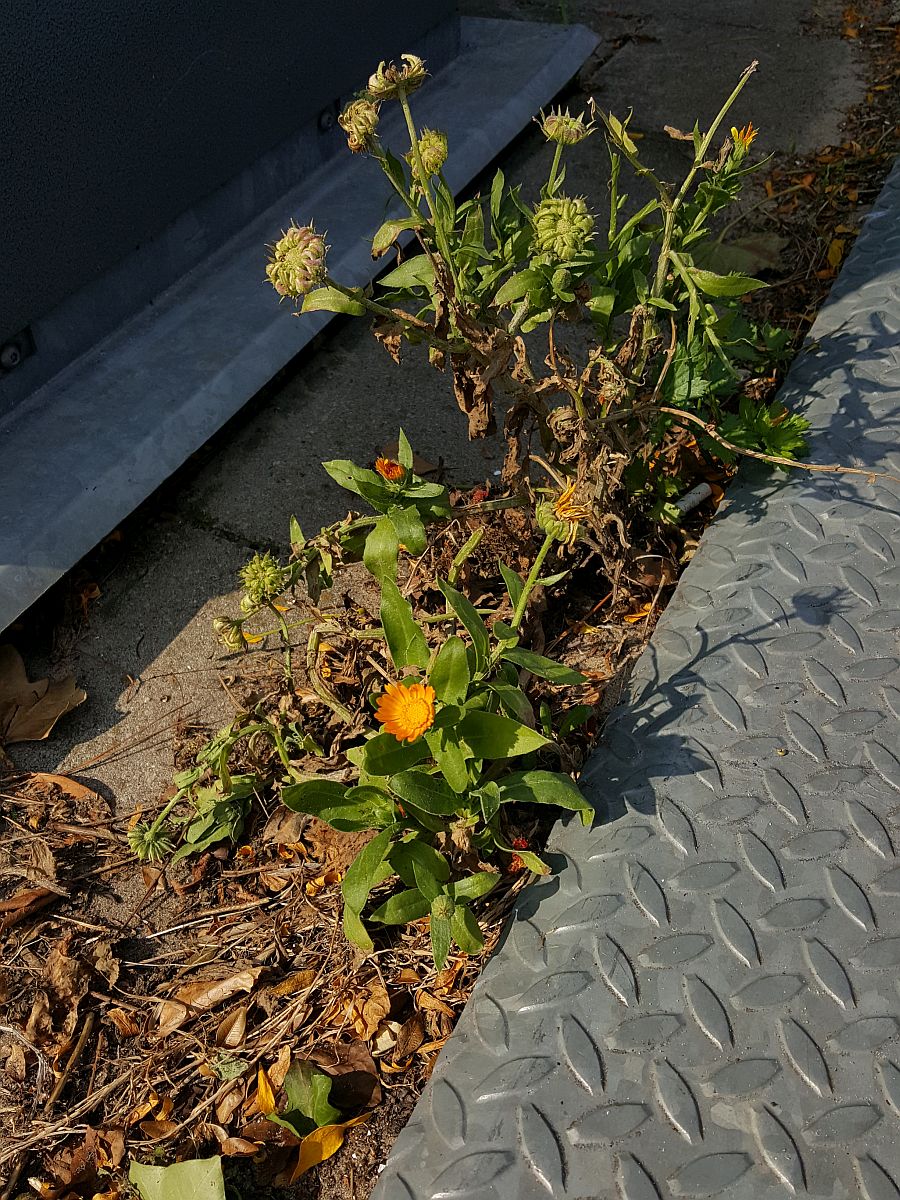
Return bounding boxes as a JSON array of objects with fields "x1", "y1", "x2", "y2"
[{"x1": 0, "y1": 1, "x2": 454, "y2": 342}]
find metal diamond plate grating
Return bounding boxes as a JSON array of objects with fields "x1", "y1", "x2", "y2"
[{"x1": 374, "y1": 160, "x2": 900, "y2": 1200}]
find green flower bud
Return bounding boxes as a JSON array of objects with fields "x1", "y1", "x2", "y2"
[
  {"x1": 339, "y1": 98, "x2": 380, "y2": 153},
  {"x1": 532, "y1": 195, "x2": 594, "y2": 261},
  {"x1": 240, "y1": 551, "x2": 286, "y2": 605},
  {"x1": 407, "y1": 128, "x2": 447, "y2": 177},
  {"x1": 367, "y1": 54, "x2": 427, "y2": 102},
  {"x1": 539, "y1": 107, "x2": 592, "y2": 145},
  {"x1": 432, "y1": 894, "x2": 454, "y2": 921},
  {"x1": 266, "y1": 223, "x2": 327, "y2": 299}
]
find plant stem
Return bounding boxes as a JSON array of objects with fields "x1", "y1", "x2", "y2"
[
  {"x1": 398, "y1": 91, "x2": 462, "y2": 296},
  {"x1": 269, "y1": 603, "x2": 294, "y2": 686},
  {"x1": 547, "y1": 142, "x2": 564, "y2": 193},
  {"x1": 510, "y1": 533, "x2": 556, "y2": 631}
]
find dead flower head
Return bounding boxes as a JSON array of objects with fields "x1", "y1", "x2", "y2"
[
  {"x1": 375, "y1": 681, "x2": 436, "y2": 743},
  {"x1": 539, "y1": 107, "x2": 594, "y2": 146},
  {"x1": 375, "y1": 457, "x2": 406, "y2": 482},
  {"x1": 367, "y1": 54, "x2": 427, "y2": 102},
  {"x1": 339, "y1": 97, "x2": 381, "y2": 153}
]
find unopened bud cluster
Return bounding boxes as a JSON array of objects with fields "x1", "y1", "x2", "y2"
[
  {"x1": 408, "y1": 128, "x2": 448, "y2": 177},
  {"x1": 266, "y1": 224, "x2": 327, "y2": 299},
  {"x1": 240, "y1": 551, "x2": 287, "y2": 605},
  {"x1": 532, "y1": 195, "x2": 594, "y2": 261},
  {"x1": 539, "y1": 107, "x2": 593, "y2": 146}
]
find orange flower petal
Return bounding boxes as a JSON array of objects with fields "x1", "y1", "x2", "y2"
[{"x1": 375, "y1": 681, "x2": 436, "y2": 742}]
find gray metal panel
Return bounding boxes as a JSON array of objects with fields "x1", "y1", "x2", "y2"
[
  {"x1": 0, "y1": 18, "x2": 600, "y2": 630},
  {"x1": 0, "y1": 0, "x2": 454, "y2": 344},
  {"x1": 374, "y1": 163, "x2": 900, "y2": 1199}
]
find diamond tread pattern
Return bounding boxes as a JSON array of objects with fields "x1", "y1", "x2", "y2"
[{"x1": 374, "y1": 163, "x2": 900, "y2": 1200}]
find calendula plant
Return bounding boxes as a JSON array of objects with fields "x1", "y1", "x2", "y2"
[
  {"x1": 135, "y1": 56, "x2": 814, "y2": 969},
  {"x1": 272, "y1": 55, "x2": 804, "y2": 546},
  {"x1": 283, "y1": 524, "x2": 593, "y2": 968}
]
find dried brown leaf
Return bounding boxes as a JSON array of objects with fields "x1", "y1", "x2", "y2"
[
  {"x1": 157, "y1": 968, "x2": 263, "y2": 1034},
  {"x1": 106, "y1": 1007, "x2": 140, "y2": 1038},
  {"x1": 393, "y1": 1011, "x2": 426, "y2": 1062},
  {"x1": 215, "y1": 1005, "x2": 248, "y2": 1048},
  {"x1": 0, "y1": 645, "x2": 86, "y2": 745}
]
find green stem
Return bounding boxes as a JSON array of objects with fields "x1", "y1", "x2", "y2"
[
  {"x1": 607, "y1": 150, "x2": 620, "y2": 243},
  {"x1": 269, "y1": 603, "x2": 294, "y2": 686},
  {"x1": 398, "y1": 91, "x2": 461, "y2": 296},
  {"x1": 547, "y1": 142, "x2": 564, "y2": 193},
  {"x1": 510, "y1": 533, "x2": 556, "y2": 632},
  {"x1": 325, "y1": 278, "x2": 460, "y2": 355}
]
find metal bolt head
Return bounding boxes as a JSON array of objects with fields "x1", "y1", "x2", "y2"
[{"x1": 0, "y1": 343, "x2": 22, "y2": 370}]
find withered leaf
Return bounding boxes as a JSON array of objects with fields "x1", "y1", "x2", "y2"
[
  {"x1": 393, "y1": 1011, "x2": 426, "y2": 1062},
  {"x1": 215, "y1": 1005, "x2": 248, "y2": 1048},
  {"x1": 157, "y1": 968, "x2": 263, "y2": 1035},
  {"x1": 0, "y1": 645, "x2": 86, "y2": 745},
  {"x1": 106, "y1": 1007, "x2": 140, "y2": 1038},
  {"x1": 309, "y1": 1040, "x2": 381, "y2": 1110}
]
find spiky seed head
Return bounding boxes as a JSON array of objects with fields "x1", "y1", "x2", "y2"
[
  {"x1": 407, "y1": 128, "x2": 448, "y2": 177},
  {"x1": 367, "y1": 54, "x2": 427, "y2": 101},
  {"x1": 339, "y1": 98, "x2": 381, "y2": 153},
  {"x1": 532, "y1": 195, "x2": 594, "y2": 261},
  {"x1": 266, "y1": 223, "x2": 327, "y2": 299},
  {"x1": 539, "y1": 107, "x2": 593, "y2": 145},
  {"x1": 240, "y1": 551, "x2": 286, "y2": 605}
]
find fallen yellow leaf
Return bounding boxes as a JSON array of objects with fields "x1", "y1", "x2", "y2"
[
  {"x1": 827, "y1": 237, "x2": 845, "y2": 268},
  {"x1": 255, "y1": 1067, "x2": 276, "y2": 1115},
  {"x1": 291, "y1": 1114, "x2": 370, "y2": 1181}
]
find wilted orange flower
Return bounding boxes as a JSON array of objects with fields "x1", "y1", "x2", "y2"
[
  {"x1": 730, "y1": 122, "x2": 758, "y2": 153},
  {"x1": 375, "y1": 457, "x2": 405, "y2": 482},
  {"x1": 375, "y1": 681, "x2": 436, "y2": 742},
  {"x1": 508, "y1": 836, "x2": 530, "y2": 873},
  {"x1": 554, "y1": 482, "x2": 593, "y2": 546}
]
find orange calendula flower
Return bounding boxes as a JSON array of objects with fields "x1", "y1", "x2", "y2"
[
  {"x1": 730, "y1": 122, "x2": 758, "y2": 154},
  {"x1": 375, "y1": 457, "x2": 406, "y2": 482},
  {"x1": 375, "y1": 681, "x2": 436, "y2": 743}
]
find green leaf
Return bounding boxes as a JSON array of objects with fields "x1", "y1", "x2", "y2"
[
  {"x1": 289, "y1": 515, "x2": 305, "y2": 550},
  {"x1": 301, "y1": 285, "x2": 366, "y2": 316},
  {"x1": 479, "y1": 781, "x2": 501, "y2": 824},
  {"x1": 457, "y1": 710, "x2": 550, "y2": 759},
  {"x1": 343, "y1": 905, "x2": 373, "y2": 952},
  {"x1": 388, "y1": 504, "x2": 427, "y2": 555},
  {"x1": 378, "y1": 254, "x2": 434, "y2": 290},
  {"x1": 397, "y1": 428, "x2": 414, "y2": 470},
  {"x1": 499, "y1": 769, "x2": 594, "y2": 826},
  {"x1": 488, "y1": 682, "x2": 534, "y2": 725},
  {"x1": 390, "y1": 838, "x2": 450, "y2": 888},
  {"x1": 451, "y1": 871, "x2": 499, "y2": 901},
  {"x1": 429, "y1": 636, "x2": 470, "y2": 705},
  {"x1": 559, "y1": 704, "x2": 595, "y2": 736},
  {"x1": 322, "y1": 459, "x2": 390, "y2": 506},
  {"x1": 514, "y1": 848, "x2": 551, "y2": 875},
  {"x1": 372, "y1": 216, "x2": 423, "y2": 257},
  {"x1": 369, "y1": 887, "x2": 431, "y2": 924},
  {"x1": 380, "y1": 579, "x2": 430, "y2": 670},
  {"x1": 494, "y1": 268, "x2": 543, "y2": 306},
  {"x1": 501, "y1": 647, "x2": 586, "y2": 684},
  {"x1": 361, "y1": 731, "x2": 429, "y2": 778},
  {"x1": 271, "y1": 1062, "x2": 341, "y2": 1137},
  {"x1": 425, "y1": 726, "x2": 470, "y2": 793},
  {"x1": 281, "y1": 778, "x2": 346, "y2": 813},
  {"x1": 498, "y1": 562, "x2": 524, "y2": 607},
  {"x1": 430, "y1": 911, "x2": 451, "y2": 969},
  {"x1": 438, "y1": 579, "x2": 490, "y2": 670},
  {"x1": 342, "y1": 827, "x2": 395, "y2": 915},
  {"x1": 390, "y1": 769, "x2": 460, "y2": 815},
  {"x1": 490, "y1": 169, "x2": 505, "y2": 223},
  {"x1": 450, "y1": 904, "x2": 484, "y2": 954},
  {"x1": 364, "y1": 516, "x2": 399, "y2": 583},
  {"x1": 129, "y1": 1158, "x2": 225, "y2": 1200},
  {"x1": 688, "y1": 268, "x2": 766, "y2": 298}
]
